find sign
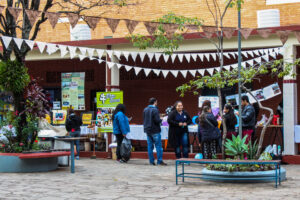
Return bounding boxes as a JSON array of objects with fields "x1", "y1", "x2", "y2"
[
  {"x1": 53, "y1": 101, "x2": 61, "y2": 110},
  {"x1": 81, "y1": 112, "x2": 93, "y2": 125},
  {"x1": 96, "y1": 91, "x2": 123, "y2": 132},
  {"x1": 52, "y1": 110, "x2": 67, "y2": 125},
  {"x1": 61, "y1": 72, "x2": 85, "y2": 110},
  {"x1": 199, "y1": 96, "x2": 219, "y2": 108}
]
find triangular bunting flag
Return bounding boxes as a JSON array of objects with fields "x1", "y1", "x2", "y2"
[
  {"x1": 58, "y1": 45, "x2": 69, "y2": 57},
  {"x1": 177, "y1": 54, "x2": 184, "y2": 63},
  {"x1": 198, "y1": 54, "x2": 204, "y2": 61},
  {"x1": 87, "y1": 48, "x2": 95, "y2": 57},
  {"x1": 191, "y1": 54, "x2": 198, "y2": 62},
  {"x1": 255, "y1": 57, "x2": 262, "y2": 63},
  {"x1": 180, "y1": 70, "x2": 188, "y2": 78},
  {"x1": 215, "y1": 67, "x2": 220, "y2": 72},
  {"x1": 79, "y1": 47, "x2": 87, "y2": 56},
  {"x1": 84, "y1": 16, "x2": 100, "y2": 30},
  {"x1": 185, "y1": 54, "x2": 191, "y2": 63},
  {"x1": 247, "y1": 51, "x2": 254, "y2": 57},
  {"x1": 247, "y1": 60, "x2": 254, "y2": 66},
  {"x1": 153, "y1": 69, "x2": 161, "y2": 76},
  {"x1": 240, "y1": 28, "x2": 253, "y2": 40},
  {"x1": 295, "y1": 31, "x2": 300, "y2": 43},
  {"x1": 163, "y1": 23, "x2": 179, "y2": 39},
  {"x1": 106, "y1": 50, "x2": 113, "y2": 59},
  {"x1": 134, "y1": 67, "x2": 142, "y2": 75},
  {"x1": 269, "y1": 52, "x2": 276, "y2": 59},
  {"x1": 107, "y1": 62, "x2": 115, "y2": 69},
  {"x1": 144, "y1": 68, "x2": 152, "y2": 77},
  {"x1": 210, "y1": 53, "x2": 217, "y2": 61},
  {"x1": 223, "y1": 27, "x2": 236, "y2": 39},
  {"x1": 123, "y1": 51, "x2": 130, "y2": 61},
  {"x1": 78, "y1": 54, "x2": 87, "y2": 61},
  {"x1": 253, "y1": 50, "x2": 260, "y2": 56},
  {"x1": 36, "y1": 41, "x2": 46, "y2": 53},
  {"x1": 1, "y1": 36, "x2": 12, "y2": 49},
  {"x1": 114, "y1": 51, "x2": 122, "y2": 60},
  {"x1": 24, "y1": 40, "x2": 35, "y2": 50},
  {"x1": 89, "y1": 56, "x2": 96, "y2": 61},
  {"x1": 105, "y1": 18, "x2": 120, "y2": 33},
  {"x1": 155, "y1": 53, "x2": 161, "y2": 62},
  {"x1": 98, "y1": 59, "x2": 105, "y2": 64},
  {"x1": 264, "y1": 49, "x2": 269, "y2": 55},
  {"x1": 198, "y1": 69, "x2": 205, "y2": 76},
  {"x1": 163, "y1": 54, "x2": 170, "y2": 63},
  {"x1": 25, "y1": 10, "x2": 41, "y2": 26},
  {"x1": 124, "y1": 19, "x2": 139, "y2": 34},
  {"x1": 7, "y1": 7, "x2": 22, "y2": 20},
  {"x1": 259, "y1": 50, "x2": 264, "y2": 55},
  {"x1": 224, "y1": 65, "x2": 231, "y2": 71},
  {"x1": 125, "y1": 65, "x2": 132, "y2": 72},
  {"x1": 45, "y1": 12, "x2": 61, "y2": 29},
  {"x1": 189, "y1": 70, "x2": 197, "y2": 77},
  {"x1": 276, "y1": 30, "x2": 291, "y2": 45},
  {"x1": 257, "y1": 29, "x2": 272, "y2": 39},
  {"x1": 202, "y1": 26, "x2": 217, "y2": 39},
  {"x1": 46, "y1": 43, "x2": 58, "y2": 55},
  {"x1": 262, "y1": 55, "x2": 269, "y2": 62},
  {"x1": 139, "y1": 52, "x2": 146, "y2": 62},
  {"x1": 67, "y1": 13, "x2": 80, "y2": 29},
  {"x1": 204, "y1": 53, "x2": 210, "y2": 61},
  {"x1": 116, "y1": 64, "x2": 123, "y2": 69},
  {"x1": 97, "y1": 49, "x2": 104, "y2": 58},
  {"x1": 278, "y1": 48, "x2": 284, "y2": 55},
  {"x1": 231, "y1": 64, "x2": 238, "y2": 69},
  {"x1": 170, "y1": 70, "x2": 179, "y2": 78},
  {"x1": 229, "y1": 52, "x2": 236, "y2": 59},
  {"x1": 144, "y1": 22, "x2": 159, "y2": 35},
  {"x1": 130, "y1": 52, "x2": 138, "y2": 62},
  {"x1": 224, "y1": 53, "x2": 231, "y2": 59},
  {"x1": 207, "y1": 68, "x2": 214, "y2": 76},
  {"x1": 147, "y1": 52, "x2": 154, "y2": 62},
  {"x1": 68, "y1": 46, "x2": 77, "y2": 59},
  {"x1": 242, "y1": 52, "x2": 248, "y2": 58},
  {"x1": 13, "y1": 38, "x2": 23, "y2": 50},
  {"x1": 171, "y1": 54, "x2": 177, "y2": 63},
  {"x1": 161, "y1": 70, "x2": 169, "y2": 78}
]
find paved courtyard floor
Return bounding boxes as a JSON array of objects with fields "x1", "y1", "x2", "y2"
[{"x1": 0, "y1": 159, "x2": 300, "y2": 199}]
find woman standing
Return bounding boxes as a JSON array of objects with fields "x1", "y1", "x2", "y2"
[
  {"x1": 112, "y1": 104, "x2": 130, "y2": 163},
  {"x1": 199, "y1": 106, "x2": 219, "y2": 159},
  {"x1": 223, "y1": 104, "x2": 237, "y2": 140},
  {"x1": 168, "y1": 101, "x2": 192, "y2": 159}
]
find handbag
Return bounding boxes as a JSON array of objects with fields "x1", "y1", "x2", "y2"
[{"x1": 205, "y1": 117, "x2": 221, "y2": 140}]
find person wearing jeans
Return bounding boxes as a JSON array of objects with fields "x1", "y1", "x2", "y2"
[{"x1": 143, "y1": 98, "x2": 167, "y2": 166}]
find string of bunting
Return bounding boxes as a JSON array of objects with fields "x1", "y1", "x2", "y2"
[
  {"x1": 0, "y1": 36, "x2": 283, "y2": 79},
  {"x1": 1, "y1": 5, "x2": 300, "y2": 44}
]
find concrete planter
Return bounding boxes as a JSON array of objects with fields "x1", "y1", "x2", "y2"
[
  {"x1": 201, "y1": 167, "x2": 286, "y2": 183},
  {"x1": 0, "y1": 153, "x2": 58, "y2": 173}
]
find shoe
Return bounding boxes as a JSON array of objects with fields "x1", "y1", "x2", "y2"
[
  {"x1": 76, "y1": 156, "x2": 79, "y2": 160},
  {"x1": 157, "y1": 161, "x2": 167, "y2": 166},
  {"x1": 150, "y1": 162, "x2": 156, "y2": 166},
  {"x1": 119, "y1": 159, "x2": 126, "y2": 163}
]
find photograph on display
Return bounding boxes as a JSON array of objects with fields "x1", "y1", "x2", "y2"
[
  {"x1": 225, "y1": 95, "x2": 238, "y2": 106},
  {"x1": 252, "y1": 89, "x2": 265, "y2": 101},
  {"x1": 81, "y1": 112, "x2": 94, "y2": 125},
  {"x1": 52, "y1": 110, "x2": 67, "y2": 125},
  {"x1": 263, "y1": 83, "x2": 281, "y2": 100}
]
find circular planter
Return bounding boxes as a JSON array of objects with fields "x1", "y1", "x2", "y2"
[
  {"x1": 201, "y1": 167, "x2": 286, "y2": 183},
  {"x1": 0, "y1": 153, "x2": 58, "y2": 173}
]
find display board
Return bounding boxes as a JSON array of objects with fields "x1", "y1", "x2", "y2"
[
  {"x1": 52, "y1": 110, "x2": 67, "y2": 125},
  {"x1": 61, "y1": 72, "x2": 85, "y2": 110},
  {"x1": 96, "y1": 91, "x2": 123, "y2": 132},
  {"x1": 81, "y1": 112, "x2": 94, "y2": 125},
  {"x1": 199, "y1": 96, "x2": 219, "y2": 108}
]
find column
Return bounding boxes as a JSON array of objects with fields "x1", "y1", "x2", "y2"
[{"x1": 283, "y1": 42, "x2": 298, "y2": 155}]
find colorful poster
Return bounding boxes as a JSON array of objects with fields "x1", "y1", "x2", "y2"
[
  {"x1": 52, "y1": 110, "x2": 67, "y2": 125},
  {"x1": 61, "y1": 72, "x2": 85, "y2": 110},
  {"x1": 81, "y1": 112, "x2": 93, "y2": 125},
  {"x1": 199, "y1": 96, "x2": 219, "y2": 109},
  {"x1": 96, "y1": 91, "x2": 123, "y2": 132},
  {"x1": 53, "y1": 101, "x2": 61, "y2": 110}
]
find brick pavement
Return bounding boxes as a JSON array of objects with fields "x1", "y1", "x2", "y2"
[{"x1": 0, "y1": 159, "x2": 300, "y2": 199}]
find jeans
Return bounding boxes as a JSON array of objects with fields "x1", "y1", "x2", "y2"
[
  {"x1": 175, "y1": 132, "x2": 189, "y2": 159},
  {"x1": 115, "y1": 134, "x2": 124, "y2": 160},
  {"x1": 70, "y1": 131, "x2": 80, "y2": 156},
  {"x1": 147, "y1": 133, "x2": 163, "y2": 164}
]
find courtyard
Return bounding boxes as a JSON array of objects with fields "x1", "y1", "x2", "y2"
[{"x1": 1, "y1": 159, "x2": 300, "y2": 199}]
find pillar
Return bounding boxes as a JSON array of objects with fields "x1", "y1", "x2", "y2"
[{"x1": 283, "y1": 43, "x2": 298, "y2": 155}]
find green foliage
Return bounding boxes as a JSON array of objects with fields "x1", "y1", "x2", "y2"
[
  {"x1": 114, "y1": 0, "x2": 127, "y2": 6},
  {"x1": 0, "y1": 60, "x2": 30, "y2": 94},
  {"x1": 247, "y1": 140, "x2": 258, "y2": 160},
  {"x1": 224, "y1": 135, "x2": 248, "y2": 159}
]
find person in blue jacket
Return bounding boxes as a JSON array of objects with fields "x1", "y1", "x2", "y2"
[{"x1": 112, "y1": 104, "x2": 130, "y2": 163}]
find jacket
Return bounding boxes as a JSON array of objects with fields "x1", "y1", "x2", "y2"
[
  {"x1": 168, "y1": 110, "x2": 192, "y2": 147},
  {"x1": 113, "y1": 111, "x2": 130, "y2": 135},
  {"x1": 143, "y1": 105, "x2": 162, "y2": 135},
  {"x1": 223, "y1": 112, "x2": 237, "y2": 132},
  {"x1": 241, "y1": 104, "x2": 256, "y2": 129},
  {"x1": 66, "y1": 113, "x2": 82, "y2": 132},
  {"x1": 200, "y1": 112, "x2": 218, "y2": 142}
]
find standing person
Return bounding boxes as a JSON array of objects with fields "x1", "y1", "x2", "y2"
[
  {"x1": 239, "y1": 95, "x2": 256, "y2": 144},
  {"x1": 222, "y1": 104, "x2": 237, "y2": 140},
  {"x1": 113, "y1": 104, "x2": 130, "y2": 163},
  {"x1": 199, "y1": 106, "x2": 219, "y2": 159},
  {"x1": 143, "y1": 98, "x2": 167, "y2": 166},
  {"x1": 197, "y1": 100, "x2": 212, "y2": 148},
  {"x1": 66, "y1": 109, "x2": 83, "y2": 160},
  {"x1": 168, "y1": 101, "x2": 192, "y2": 159}
]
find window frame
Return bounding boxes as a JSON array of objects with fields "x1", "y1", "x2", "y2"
[{"x1": 266, "y1": 0, "x2": 300, "y2": 5}]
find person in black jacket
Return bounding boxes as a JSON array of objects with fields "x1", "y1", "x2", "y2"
[
  {"x1": 222, "y1": 104, "x2": 237, "y2": 140},
  {"x1": 66, "y1": 109, "x2": 83, "y2": 160},
  {"x1": 143, "y1": 98, "x2": 167, "y2": 166},
  {"x1": 199, "y1": 106, "x2": 218, "y2": 159},
  {"x1": 168, "y1": 101, "x2": 192, "y2": 159}
]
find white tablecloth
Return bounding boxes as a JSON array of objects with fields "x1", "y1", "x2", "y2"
[{"x1": 295, "y1": 125, "x2": 300, "y2": 143}]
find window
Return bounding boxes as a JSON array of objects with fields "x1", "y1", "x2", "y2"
[
  {"x1": 266, "y1": 0, "x2": 300, "y2": 5},
  {"x1": 70, "y1": 24, "x2": 91, "y2": 41},
  {"x1": 257, "y1": 9, "x2": 280, "y2": 28}
]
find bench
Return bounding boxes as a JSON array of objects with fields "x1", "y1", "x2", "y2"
[
  {"x1": 175, "y1": 158, "x2": 282, "y2": 188},
  {"x1": 18, "y1": 151, "x2": 70, "y2": 159}
]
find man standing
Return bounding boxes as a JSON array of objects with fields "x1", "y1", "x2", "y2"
[
  {"x1": 240, "y1": 95, "x2": 256, "y2": 144},
  {"x1": 143, "y1": 98, "x2": 167, "y2": 166}
]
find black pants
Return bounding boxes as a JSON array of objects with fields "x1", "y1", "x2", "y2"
[
  {"x1": 203, "y1": 140, "x2": 217, "y2": 159},
  {"x1": 115, "y1": 134, "x2": 124, "y2": 160}
]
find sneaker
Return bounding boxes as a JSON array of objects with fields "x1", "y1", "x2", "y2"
[
  {"x1": 119, "y1": 159, "x2": 126, "y2": 163},
  {"x1": 150, "y1": 162, "x2": 156, "y2": 166},
  {"x1": 157, "y1": 161, "x2": 167, "y2": 166},
  {"x1": 76, "y1": 156, "x2": 79, "y2": 160}
]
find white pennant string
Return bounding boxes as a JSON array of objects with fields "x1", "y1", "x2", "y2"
[
  {"x1": 263, "y1": 55, "x2": 269, "y2": 62},
  {"x1": 171, "y1": 54, "x2": 177, "y2": 63},
  {"x1": 116, "y1": 64, "x2": 123, "y2": 69},
  {"x1": 255, "y1": 57, "x2": 262, "y2": 63},
  {"x1": 224, "y1": 53, "x2": 231, "y2": 59},
  {"x1": 107, "y1": 62, "x2": 116, "y2": 69},
  {"x1": 13, "y1": 38, "x2": 24, "y2": 50},
  {"x1": 78, "y1": 54, "x2": 87, "y2": 61},
  {"x1": 180, "y1": 70, "x2": 188, "y2": 78},
  {"x1": 259, "y1": 50, "x2": 264, "y2": 55},
  {"x1": 144, "y1": 68, "x2": 152, "y2": 77},
  {"x1": 114, "y1": 51, "x2": 122, "y2": 60},
  {"x1": 189, "y1": 70, "x2": 197, "y2": 77},
  {"x1": 163, "y1": 54, "x2": 170, "y2": 63},
  {"x1": 185, "y1": 54, "x2": 191, "y2": 63},
  {"x1": 231, "y1": 64, "x2": 238, "y2": 69},
  {"x1": 125, "y1": 65, "x2": 132, "y2": 72},
  {"x1": 224, "y1": 65, "x2": 231, "y2": 71},
  {"x1": 269, "y1": 52, "x2": 276, "y2": 59},
  {"x1": 1, "y1": 36, "x2": 12, "y2": 49},
  {"x1": 170, "y1": 70, "x2": 179, "y2": 78},
  {"x1": 134, "y1": 67, "x2": 142, "y2": 75},
  {"x1": 210, "y1": 53, "x2": 217, "y2": 61},
  {"x1": 161, "y1": 70, "x2": 169, "y2": 78},
  {"x1": 147, "y1": 53, "x2": 155, "y2": 62},
  {"x1": 106, "y1": 50, "x2": 114, "y2": 59},
  {"x1": 198, "y1": 69, "x2": 205, "y2": 76},
  {"x1": 130, "y1": 52, "x2": 138, "y2": 62},
  {"x1": 79, "y1": 47, "x2": 87, "y2": 56},
  {"x1": 58, "y1": 45, "x2": 69, "y2": 58},
  {"x1": 247, "y1": 51, "x2": 254, "y2": 57},
  {"x1": 153, "y1": 69, "x2": 161, "y2": 76},
  {"x1": 87, "y1": 48, "x2": 95, "y2": 57},
  {"x1": 254, "y1": 50, "x2": 260, "y2": 56},
  {"x1": 229, "y1": 52, "x2": 236, "y2": 59},
  {"x1": 139, "y1": 52, "x2": 146, "y2": 62},
  {"x1": 46, "y1": 43, "x2": 58, "y2": 55},
  {"x1": 177, "y1": 54, "x2": 184, "y2": 63},
  {"x1": 198, "y1": 53, "x2": 204, "y2": 62},
  {"x1": 24, "y1": 40, "x2": 35, "y2": 50},
  {"x1": 191, "y1": 54, "x2": 198, "y2": 62},
  {"x1": 36, "y1": 41, "x2": 47, "y2": 53},
  {"x1": 242, "y1": 52, "x2": 248, "y2": 58},
  {"x1": 207, "y1": 68, "x2": 214, "y2": 76},
  {"x1": 204, "y1": 53, "x2": 210, "y2": 61},
  {"x1": 155, "y1": 53, "x2": 161, "y2": 62},
  {"x1": 68, "y1": 46, "x2": 77, "y2": 59},
  {"x1": 98, "y1": 59, "x2": 105, "y2": 64},
  {"x1": 247, "y1": 60, "x2": 254, "y2": 66},
  {"x1": 263, "y1": 49, "x2": 269, "y2": 56},
  {"x1": 123, "y1": 51, "x2": 130, "y2": 61},
  {"x1": 97, "y1": 49, "x2": 104, "y2": 58},
  {"x1": 215, "y1": 67, "x2": 220, "y2": 72}
]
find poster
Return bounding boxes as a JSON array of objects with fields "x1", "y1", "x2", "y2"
[
  {"x1": 199, "y1": 96, "x2": 219, "y2": 109},
  {"x1": 81, "y1": 112, "x2": 93, "y2": 125},
  {"x1": 61, "y1": 72, "x2": 85, "y2": 110},
  {"x1": 52, "y1": 110, "x2": 67, "y2": 125},
  {"x1": 53, "y1": 101, "x2": 61, "y2": 110},
  {"x1": 96, "y1": 91, "x2": 123, "y2": 132}
]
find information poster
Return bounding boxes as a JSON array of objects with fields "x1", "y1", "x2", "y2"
[
  {"x1": 96, "y1": 91, "x2": 123, "y2": 132},
  {"x1": 52, "y1": 110, "x2": 67, "y2": 125},
  {"x1": 199, "y1": 96, "x2": 219, "y2": 109},
  {"x1": 61, "y1": 72, "x2": 85, "y2": 110},
  {"x1": 81, "y1": 112, "x2": 93, "y2": 125}
]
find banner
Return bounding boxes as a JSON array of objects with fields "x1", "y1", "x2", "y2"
[
  {"x1": 96, "y1": 91, "x2": 123, "y2": 132},
  {"x1": 61, "y1": 72, "x2": 85, "y2": 110}
]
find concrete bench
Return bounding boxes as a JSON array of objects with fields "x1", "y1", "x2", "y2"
[
  {"x1": 176, "y1": 158, "x2": 282, "y2": 188},
  {"x1": 18, "y1": 151, "x2": 70, "y2": 159}
]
